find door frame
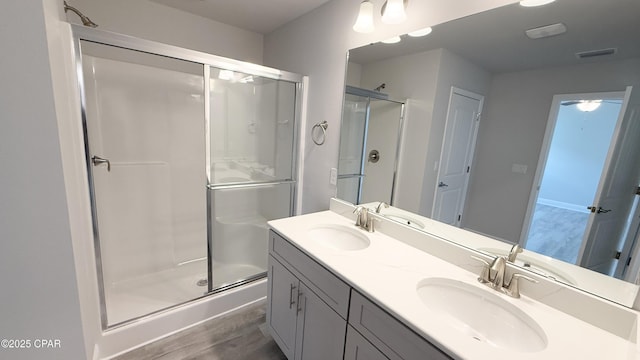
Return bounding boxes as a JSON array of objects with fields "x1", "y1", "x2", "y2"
[
  {"x1": 519, "y1": 91, "x2": 626, "y2": 249},
  {"x1": 432, "y1": 87, "x2": 484, "y2": 226}
]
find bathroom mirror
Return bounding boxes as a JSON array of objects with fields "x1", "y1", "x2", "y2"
[{"x1": 341, "y1": 0, "x2": 640, "y2": 306}]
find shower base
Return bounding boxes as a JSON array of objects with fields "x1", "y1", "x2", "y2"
[{"x1": 105, "y1": 260, "x2": 265, "y2": 326}]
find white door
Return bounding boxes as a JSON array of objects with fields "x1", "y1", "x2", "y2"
[
  {"x1": 579, "y1": 86, "x2": 640, "y2": 275},
  {"x1": 432, "y1": 88, "x2": 483, "y2": 226}
]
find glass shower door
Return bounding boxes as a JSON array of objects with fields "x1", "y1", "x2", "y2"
[
  {"x1": 80, "y1": 41, "x2": 208, "y2": 326},
  {"x1": 207, "y1": 68, "x2": 297, "y2": 290},
  {"x1": 337, "y1": 93, "x2": 368, "y2": 204}
]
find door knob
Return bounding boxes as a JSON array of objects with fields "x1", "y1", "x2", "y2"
[
  {"x1": 438, "y1": 181, "x2": 449, "y2": 188},
  {"x1": 587, "y1": 206, "x2": 611, "y2": 214}
]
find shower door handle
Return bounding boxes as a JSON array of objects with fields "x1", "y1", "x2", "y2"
[{"x1": 92, "y1": 155, "x2": 111, "y2": 172}]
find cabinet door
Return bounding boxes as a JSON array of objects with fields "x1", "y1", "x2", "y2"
[
  {"x1": 295, "y1": 283, "x2": 347, "y2": 360},
  {"x1": 268, "y1": 256, "x2": 299, "y2": 359},
  {"x1": 345, "y1": 325, "x2": 389, "y2": 360}
]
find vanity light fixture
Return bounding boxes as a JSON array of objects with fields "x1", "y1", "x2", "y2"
[
  {"x1": 381, "y1": 0, "x2": 407, "y2": 24},
  {"x1": 353, "y1": 1, "x2": 375, "y2": 34},
  {"x1": 520, "y1": 0, "x2": 556, "y2": 7},
  {"x1": 353, "y1": 0, "x2": 408, "y2": 33},
  {"x1": 525, "y1": 23, "x2": 567, "y2": 39},
  {"x1": 408, "y1": 27, "x2": 432, "y2": 37},
  {"x1": 576, "y1": 100, "x2": 602, "y2": 112}
]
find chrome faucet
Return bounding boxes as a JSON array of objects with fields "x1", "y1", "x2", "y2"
[
  {"x1": 472, "y1": 255, "x2": 537, "y2": 298},
  {"x1": 353, "y1": 206, "x2": 375, "y2": 232},
  {"x1": 375, "y1": 201, "x2": 389, "y2": 213},
  {"x1": 507, "y1": 243, "x2": 523, "y2": 262}
]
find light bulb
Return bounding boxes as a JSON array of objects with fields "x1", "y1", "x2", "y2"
[
  {"x1": 353, "y1": 1, "x2": 375, "y2": 33},
  {"x1": 381, "y1": 0, "x2": 406, "y2": 25}
]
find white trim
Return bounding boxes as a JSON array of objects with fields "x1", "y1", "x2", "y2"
[
  {"x1": 295, "y1": 76, "x2": 309, "y2": 215},
  {"x1": 536, "y1": 198, "x2": 590, "y2": 214}
]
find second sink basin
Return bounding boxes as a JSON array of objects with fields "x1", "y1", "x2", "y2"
[
  {"x1": 307, "y1": 224, "x2": 370, "y2": 251},
  {"x1": 416, "y1": 278, "x2": 547, "y2": 353}
]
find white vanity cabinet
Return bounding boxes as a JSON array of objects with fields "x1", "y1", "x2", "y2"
[{"x1": 267, "y1": 230, "x2": 349, "y2": 360}]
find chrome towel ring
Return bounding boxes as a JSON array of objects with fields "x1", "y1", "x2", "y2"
[{"x1": 312, "y1": 121, "x2": 328, "y2": 145}]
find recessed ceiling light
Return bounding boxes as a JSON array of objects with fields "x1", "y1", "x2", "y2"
[
  {"x1": 576, "y1": 100, "x2": 602, "y2": 112},
  {"x1": 408, "y1": 27, "x2": 433, "y2": 37},
  {"x1": 525, "y1": 23, "x2": 567, "y2": 39},
  {"x1": 381, "y1": 36, "x2": 402, "y2": 44},
  {"x1": 520, "y1": 0, "x2": 555, "y2": 7}
]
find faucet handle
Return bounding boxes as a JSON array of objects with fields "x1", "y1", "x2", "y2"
[
  {"x1": 504, "y1": 273, "x2": 538, "y2": 298},
  {"x1": 353, "y1": 206, "x2": 364, "y2": 226},
  {"x1": 470, "y1": 255, "x2": 491, "y2": 284}
]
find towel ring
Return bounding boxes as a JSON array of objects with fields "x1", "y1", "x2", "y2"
[{"x1": 312, "y1": 121, "x2": 328, "y2": 145}]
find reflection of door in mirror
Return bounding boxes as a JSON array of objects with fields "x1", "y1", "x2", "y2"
[
  {"x1": 432, "y1": 88, "x2": 484, "y2": 227},
  {"x1": 523, "y1": 88, "x2": 640, "y2": 279},
  {"x1": 337, "y1": 87, "x2": 404, "y2": 205},
  {"x1": 580, "y1": 86, "x2": 640, "y2": 278}
]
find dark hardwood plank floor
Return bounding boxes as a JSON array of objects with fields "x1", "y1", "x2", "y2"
[{"x1": 115, "y1": 300, "x2": 286, "y2": 360}]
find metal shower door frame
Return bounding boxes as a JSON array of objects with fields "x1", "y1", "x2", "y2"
[{"x1": 71, "y1": 25, "x2": 303, "y2": 330}]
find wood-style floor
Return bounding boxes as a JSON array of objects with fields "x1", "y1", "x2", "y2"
[{"x1": 114, "y1": 300, "x2": 286, "y2": 360}]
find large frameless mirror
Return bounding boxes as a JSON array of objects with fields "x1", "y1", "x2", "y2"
[{"x1": 340, "y1": 0, "x2": 640, "y2": 307}]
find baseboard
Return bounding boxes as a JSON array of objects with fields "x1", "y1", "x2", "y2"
[{"x1": 537, "y1": 198, "x2": 590, "y2": 213}]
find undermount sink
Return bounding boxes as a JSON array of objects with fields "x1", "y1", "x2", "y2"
[
  {"x1": 381, "y1": 213, "x2": 425, "y2": 229},
  {"x1": 417, "y1": 278, "x2": 547, "y2": 353},
  {"x1": 479, "y1": 248, "x2": 576, "y2": 285},
  {"x1": 307, "y1": 224, "x2": 370, "y2": 251}
]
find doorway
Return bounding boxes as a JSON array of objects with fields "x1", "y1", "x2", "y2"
[{"x1": 522, "y1": 90, "x2": 640, "y2": 276}]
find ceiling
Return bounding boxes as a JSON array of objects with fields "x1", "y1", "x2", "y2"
[
  {"x1": 150, "y1": 0, "x2": 333, "y2": 34},
  {"x1": 348, "y1": 0, "x2": 640, "y2": 74}
]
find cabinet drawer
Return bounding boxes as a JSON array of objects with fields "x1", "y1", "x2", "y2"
[
  {"x1": 345, "y1": 325, "x2": 389, "y2": 360},
  {"x1": 269, "y1": 230, "x2": 350, "y2": 318},
  {"x1": 349, "y1": 290, "x2": 452, "y2": 360}
]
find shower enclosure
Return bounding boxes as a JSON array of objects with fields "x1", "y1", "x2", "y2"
[
  {"x1": 74, "y1": 27, "x2": 302, "y2": 328},
  {"x1": 338, "y1": 86, "x2": 404, "y2": 205}
]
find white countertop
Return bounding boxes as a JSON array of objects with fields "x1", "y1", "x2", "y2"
[
  {"x1": 360, "y1": 202, "x2": 640, "y2": 308},
  {"x1": 269, "y1": 210, "x2": 640, "y2": 360}
]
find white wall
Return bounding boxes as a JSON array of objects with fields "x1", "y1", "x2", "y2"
[
  {"x1": 0, "y1": 1, "x2": 87, "y2": 359},
  {"x1": 263, "y1": 0, "x2": 517, "y2": 214},
  {"x1": 68, "y1": 0, "x2": 263, "y2": 64},
  {"x1": 465, "y1": 58, "x2": 640, "y2": 242}
]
